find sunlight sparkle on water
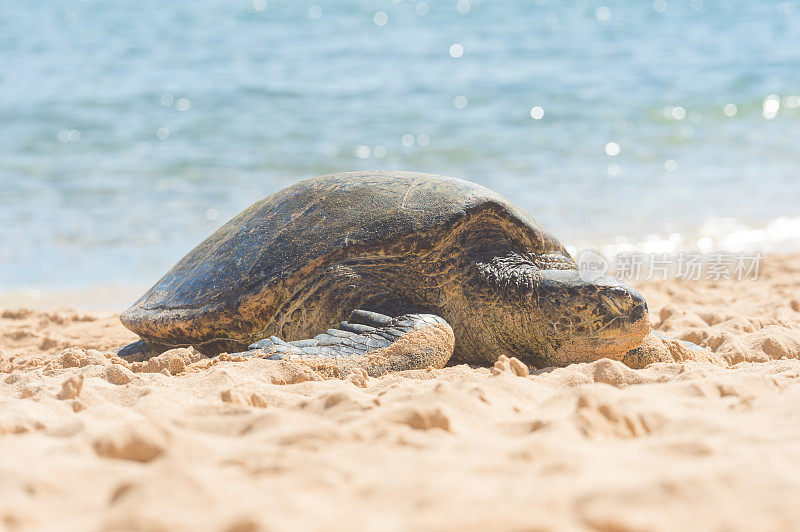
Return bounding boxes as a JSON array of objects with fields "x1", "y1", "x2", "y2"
[
  {"x1": 308, "y1": 5, "x2": 321, "y2": 19},
  {"x1": 401, "y1": 134, "x2": 415, "y2": 147},
  {"x1": 595, "y1": 6, "x2": 610, "y2": 21},
  {"x1": 662, "y1": 105, "x2": 686, "y2": 120},
  {"x1": 724, "y1": 103, "x2": 738, "y2": 117},
  {"x1": 454, "y1": 95, "x2": 468, "y2": 109},
  {"x1": 355, "y1": 145, "x2": 371, "y2": 158},
  {"x1": 157, "y1": 127, "x2": 169, "y2": 140},
  {"x1": 417, "y1": 134, "x2": 430, "y2": 146},
  {"x1": 449, "y1": 44, "x2": 464, "y2": 58},
  {"x1": 58, "y1": 129, "x2": 81, "y2": 143},
  {"x1": 605, "y1": 142, "x2": 620, "y2": 156},
  {"x1": 762, "y1": 94, "x2": 780, "y2": 119},
  {"x1": 456, "y1": 0, "x2": 470, "y2": 14},
  {"x1": 530, "y1": 106, "x2": 544, "y2": 119},
  {"x1": 373, "y1": 12, "x2": 388, "y2": 26},
  {"x1": 415, "y1": 2, "x2": 429, "y2": 16}
]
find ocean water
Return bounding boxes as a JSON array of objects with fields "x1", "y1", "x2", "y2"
[{"x1": 2, "y1": 0, "x2": 799, "y2": 304}]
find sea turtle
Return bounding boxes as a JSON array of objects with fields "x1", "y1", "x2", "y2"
[{"x1": 119, "y1": 171, "x2": 650, "y2": 377}]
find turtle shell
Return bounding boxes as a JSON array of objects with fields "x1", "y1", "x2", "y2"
[{"x1": 120, "y1": 171, "x2": 565, "y2": 348}]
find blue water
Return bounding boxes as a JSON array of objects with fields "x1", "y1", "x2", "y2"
[{"x1": 2, "y1": 0, "x2": 799, "y2": 299}]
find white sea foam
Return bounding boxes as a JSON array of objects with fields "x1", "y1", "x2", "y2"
[{"x1": 568, "y1": 216, "x2": 800, "y2": 259}]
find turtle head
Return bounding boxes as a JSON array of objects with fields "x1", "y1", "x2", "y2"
[
  {"x1": 476, "y1": 252, "x2": 649, "y2": 367},
  {"x1": 530, "y1": 267, "x2": 649, "y2": 366}
]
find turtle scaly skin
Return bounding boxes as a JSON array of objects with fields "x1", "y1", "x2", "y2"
[{"x1": 120, "y1": 171, "x2": 649, "y2": 376}]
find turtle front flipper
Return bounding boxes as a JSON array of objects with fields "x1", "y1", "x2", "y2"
[{"x1": 235, "y1": 310, "x2": 455, "y2": 378}]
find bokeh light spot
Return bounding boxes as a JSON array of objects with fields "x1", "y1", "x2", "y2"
[
  {"x1": 763, "y1": 94, "x2": 780, "y2": 119},
  {"x1": 373, "y1": 11, "x2": 388, "y2": 25},
  {"x1": 605, "y1": 142, "x2": 620, "y2": 156}
]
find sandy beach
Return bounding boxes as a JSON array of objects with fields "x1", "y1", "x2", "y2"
[
  {"x1": 1, "y1": 253, "x2": 799, "y2": 531},
  {"x1": 5, "y1": 1, "x2": 798, "y2": 530}
]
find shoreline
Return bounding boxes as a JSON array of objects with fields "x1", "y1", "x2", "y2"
[{"x1": 5, "y1": 214, "x2": 800, "y2": 313}]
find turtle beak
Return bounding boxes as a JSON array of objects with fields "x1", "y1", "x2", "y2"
[
  {"x1": 533, "y1": 269, "x2": 649, "y2": 364},
  {"x1": 597, "y1": 282, "x2": 648, "y2": 329}
]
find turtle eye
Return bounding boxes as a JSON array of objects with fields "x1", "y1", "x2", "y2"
[{"x1": 531, "y1": 252, "x2": 575, "y2": 270}]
